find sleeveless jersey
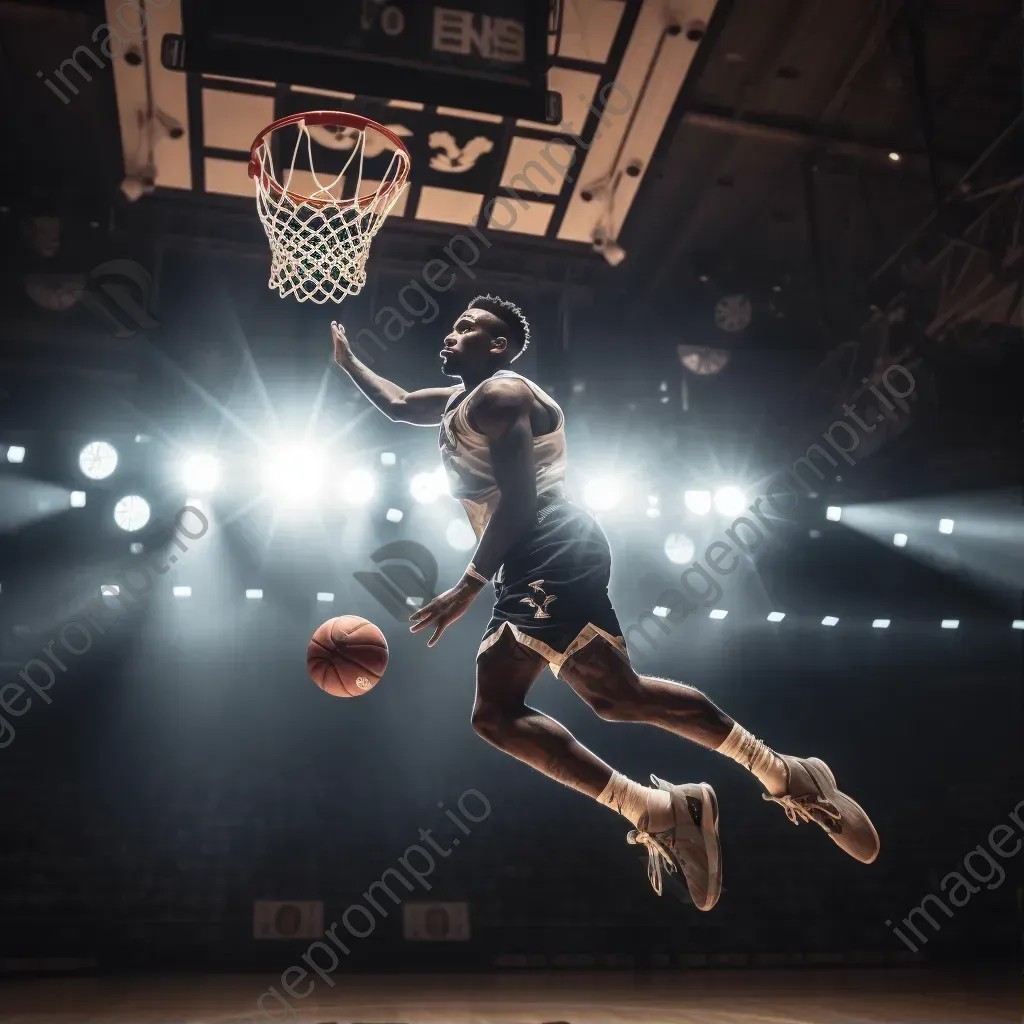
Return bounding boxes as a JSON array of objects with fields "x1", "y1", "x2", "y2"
[{"x1": 438, "y1": 370, "x2": 567, "y2": 538}]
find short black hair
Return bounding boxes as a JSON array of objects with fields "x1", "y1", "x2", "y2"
[{"x1": 468, "y1": 294, "x2": 531, "y2": 362}]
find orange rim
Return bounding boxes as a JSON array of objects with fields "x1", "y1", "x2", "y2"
[{"x1": 248, "y1": 110, "x2": 411, "y2": 212}]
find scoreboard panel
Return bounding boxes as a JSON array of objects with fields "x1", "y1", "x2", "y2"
[{"x1": 164, "y1": 0, "x2": 556, "y2": 122}]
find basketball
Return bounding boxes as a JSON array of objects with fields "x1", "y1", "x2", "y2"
[{"x1": 307, "y1": 616, "x2": 389, "y2": 697}]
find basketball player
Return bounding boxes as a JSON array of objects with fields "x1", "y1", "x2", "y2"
[{"x1": 331, "y1": 298, "x2": 879, "y2": 909}]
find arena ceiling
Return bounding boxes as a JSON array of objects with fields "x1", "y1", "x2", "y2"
[{"x1": 1, "y1": 0, "x2": 1020, "y2": 332}]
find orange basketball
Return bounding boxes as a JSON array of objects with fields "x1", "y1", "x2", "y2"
[{"x1": 307, "y1": 616, "x2": 388, "y2": 697}]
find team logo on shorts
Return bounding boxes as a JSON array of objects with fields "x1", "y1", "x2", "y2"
[{"x1": 520, "y1": 580, "x2": 557, "y2": 619}]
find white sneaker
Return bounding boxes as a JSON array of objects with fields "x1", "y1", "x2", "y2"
[
  {"x1": 763, "y1": 754, "x2": 880, "y2": 864},
  {"x1": 627, "y1": 778, "x2": 722, "y2": 911}
]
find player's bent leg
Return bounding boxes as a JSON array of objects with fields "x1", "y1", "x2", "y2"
[
  {"x1": 474, "y1": 627, "x2": 723, "y2": 909},
  {"x1": 559, "y1": 634, "x2": 880, "y2": 865},
  {"x1": 472, "y1": 624, "x2": 610, "y2": 796}
]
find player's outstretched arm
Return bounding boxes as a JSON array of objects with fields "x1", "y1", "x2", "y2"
[{"x1": 331, "y1": 321, "x2": 458, "y2": 426}]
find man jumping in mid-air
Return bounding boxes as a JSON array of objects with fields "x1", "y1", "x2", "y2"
[{"x1": 332, "y1": 296, "x2": 878, "y2": 909}]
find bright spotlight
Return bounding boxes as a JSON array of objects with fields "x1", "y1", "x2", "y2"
[
  {"x1": 872, "y1": 619, "x2": 890, "y2": 629},
  {"x1": 246, "y1": 589, "x2": 264, "y2": 600},
  {"x1": 939, "y1": 518, "x2": 955, "y2": 535},
  {"x1": 664, "y1": 533, "x2": 696, "y2": 565},
  {"x1": 684, "y1": 489, "x2": 712, "y2": 515},
  {"x1": 410, "y1": 472, "x2": 442, "y2": 504},
  {"x1": 713, "y1": 486, "x2": 746, "y2": 517},
  {"x1": 888, "y1": 151, "x2": 901, "y2": 162},
  {"x1": 893, "y1": 533, "x2": 907, "y2": 547},
  {"x1": 767, "y1": 611, "x2": 785, "y2": 622},
  {"x1": 100, "y1": 585, "x2": 120, "y2": 597},
  {"x1": 386, "y1": 508, "x2": 404, "y2": 523},
  {"x1": 1012, "y1": 620, "x2": 1024, "y2": 630},
  {"x1": 826, "y1": 506, "x2": 842, "y2": 522},
  {"x1": 6, "y1": 445, "x2": 25, "y2": 464},
  {"x1": 941, "y1": 619, "x2": 959, "y2": 630},
  {"x1": 821, "y1": 615, "x2": 839, "y2": 627},
  {"x1": 70, "y1": 491, "x2": 87, "y2": 508},
  {"x1": 709, "y1": 609, "x2": 728, "y2": 620},
  {"x1": 317, "y1": 592, "x2": 335, "y2": 603},
  {"x1": 182, "y1": 453, "x2": 221, "y2": 493},
  {"x1": 380, "y1": 452, "x2": 396, "y2": 466},
  {"x1": 113, "y1": 495, "x2": 151, "y2": 532},
  {"x1": 263, "y1": 446, "x2": 324, "y2": 507},
  {"x1": 172, "y1": 586, "x2": 192, "y2": 598},
  {"x1": 340, "y1": 468, "x2": 378, "y2": 506},
  {"x1": 446, "y1": 518, "x2": 476, "y2": 552},
  {"x1": 653, "y1": 606, "x2": 669, "y2": 618},
  {"x1": 583, "y1": 477, "x2": 622, "y2": 511},
  {"x1": 79, "y1": 441, "x2": 118, "y2": 480}
]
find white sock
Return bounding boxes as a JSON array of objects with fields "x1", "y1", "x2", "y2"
[
  {"x1": 717, "y1": 722, "x2": 787, "y2": 794},
  {"x1": 597, "y1": 771, "x2": 673, "y2": 831}
]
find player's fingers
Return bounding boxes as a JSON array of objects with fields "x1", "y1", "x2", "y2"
[{"x1": 427, "y1": 621, "x2": 448, "y2": 647}]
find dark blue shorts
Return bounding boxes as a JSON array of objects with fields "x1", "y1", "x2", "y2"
[{"x1": 478, "y1": 499, "x2": 626, "y2": 676}]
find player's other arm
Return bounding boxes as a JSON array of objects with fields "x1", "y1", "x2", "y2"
[
  {"x1": 468, "y1": 379, "x2": 538, "y2": 580},
  {"x1": 331, "y1": 321, "x2": 457, "y2": 426}
]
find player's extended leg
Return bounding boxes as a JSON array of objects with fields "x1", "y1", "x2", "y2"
[
  {"x1": 558, "y1": 636, "x2": 880, "y2": 865},
  {"x1": 472, "y1": 626, "x2": 722, "y2": 908}
]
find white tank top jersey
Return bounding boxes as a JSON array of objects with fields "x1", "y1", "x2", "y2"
[{"x1": 439, "y1": 370, "x2": 568, "y2": 538}]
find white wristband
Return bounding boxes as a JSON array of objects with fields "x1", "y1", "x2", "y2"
[{"x1": 465, "y1": 563, "x2": 489, "y2": 584}]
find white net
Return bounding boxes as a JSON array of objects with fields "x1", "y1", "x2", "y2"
[{"x1": 252, "y1": 117, "x2": 410, "y2": 305}]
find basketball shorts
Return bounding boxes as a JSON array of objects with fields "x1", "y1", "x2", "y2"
[{"x1": 478, "y1": 498, "x2": 626, "y2": 676}]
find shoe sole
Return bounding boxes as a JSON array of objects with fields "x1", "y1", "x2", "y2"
[{"x1": 803, "y1": 757, "x2": 880, "y2": 865}]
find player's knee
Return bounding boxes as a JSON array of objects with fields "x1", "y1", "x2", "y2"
[
  {"x1": 589, "y1": 692, "x2": 644, "y2": 722},
  {"x1": 471, "y1": 701, "x2": 509, "y2": 742}
]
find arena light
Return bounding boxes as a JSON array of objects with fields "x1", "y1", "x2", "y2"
[
  {"x1": 1012, "y1": 620, "x2": 1024, "y2": 630},
  {"x1": 767, "y1": 611, "x2": 785, "y2": 622},
  {"x1": 821, "y1": 615, "x2": 839, "y2": 627},
  {"x1": 664, "y1": 533, "x2": 696, "y2": 565},
  {"x1": 340, "y1": 468, "x2": 378, "y2": 506},
  {"x1": 826, "y1": 506, "x2": 842, "y2": 522},
  {"x1": 70, "y1": 491, "x2": 87, "y2": 508},
  {"x1": 446, "y1": 518, "x2": 476, "y2": 552},
  {"x1": 938, "y1": 518, "x2": 955, "y2": 535},
  {"x1": 317, "y1": 592, "x2": 335, "y2": 603},
  {"x1": 646, "y1": 507, "x2": 661, "y2": 519},
  {"x1": 6, "y1": 445, "x2": 26, "y2": 464},
  {"x1": 113, "y1": 495, "x2": 151, "y2": 532},
  {"x1": 583, "y1": 477, "x2": 622, "y2": 511},
  {"x1": 100, "y1": 585, "x2": 120, "y2": 597},
  {"x1": 386, "y1": 508, "x2": 404, "y2": 523},
  {"x1": 263, "y1": 446, "x2": 324, "y2": 507},
  {"x1": 713, "y1": 485, "x2": 747, "y2": 517},
  {"x1": 380, "y1": 452, "x2": 396, "y2": 466},
  {"x1": 172, "y1": 586, "x2": 192, "y2": 599},
  {"x1": 872, "y1": 619, "x2": 890, "y2": 629},
  {"x1": 941, "y1": 619, "x2": 959, "y2": 629},
  {"x1": 709, "y1": 609, "x2": 728, "y2": 620},
  {"x1": 246, "y1": 589, "x2": 264, "y2": 600},
  {"x1": 653, "y1": 606, "x2": 669, "y2": 618},
  {"x1": 129, "y1": 542, "x2": 144, "y2": 555},
  {"x1": 79, "y1": 441, "x2": 118, "y2": 480},
  {"x1": 410, "y1": 472, "x2": 440, "y2": 504},
  {"x1": 181, "y1": 453, "x2": 222, "y2": 493},
  {"x1": 684, "y1": 489, "x2": 712, "y2": 515},
  {"x1": 893, "y1": 533, "x2": 908, "y2": 547}
]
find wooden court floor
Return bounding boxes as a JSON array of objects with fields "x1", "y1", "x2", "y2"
[{"x1": 0, "y1": 968, "x2": 1017, "y2": 1023}]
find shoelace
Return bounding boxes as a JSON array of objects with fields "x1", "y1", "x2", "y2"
[
  {"x1": 762, "y1": 792, "x2": 841, "y2": 830},
  {"x1": 626, "y1": 828, "x2": 677, "y2": 895}
]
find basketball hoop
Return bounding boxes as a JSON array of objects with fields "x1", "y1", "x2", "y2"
[{"x1": 248, "y1": 111, "x2": 411, "y2": 305}]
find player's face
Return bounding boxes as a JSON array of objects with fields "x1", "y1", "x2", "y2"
[{"x1": 440, "y1": 309, "x2": 504, "y2": 376}]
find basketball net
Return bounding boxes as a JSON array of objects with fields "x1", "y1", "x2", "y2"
[{"x1": 251, "y1": 116, "x2": 410, "y2": 305}]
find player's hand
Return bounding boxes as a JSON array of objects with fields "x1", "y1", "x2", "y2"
[
  {"x1": 331, "y1": 321, "x2": 354, "y2": 367},
  {"x1": 409, "y1": 578, "x2": 484, "y2": 647}
]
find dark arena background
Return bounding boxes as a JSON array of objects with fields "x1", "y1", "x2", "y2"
[{"x1": 0, "y1": 0, "x2": 1021, "y2": 1021}]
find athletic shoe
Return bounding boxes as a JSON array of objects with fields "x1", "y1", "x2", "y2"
[
  {"x1": 626, "y1": 777, "x2": 722, "y2": 911},
  {"x1": 762, "y1": 754, "x2": 880, "y2": 864}
]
